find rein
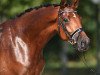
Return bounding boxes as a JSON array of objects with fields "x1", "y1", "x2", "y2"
[
  {"x1": 76, "y1": 51, "x2": 97, "y2": 75},
  {"x1": 58, "y1": 9, "x2": 83, "y2": 45}
]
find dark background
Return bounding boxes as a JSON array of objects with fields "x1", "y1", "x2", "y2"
[{"x1": 0, "y1": 0, "x2": 100, "y2": 75}]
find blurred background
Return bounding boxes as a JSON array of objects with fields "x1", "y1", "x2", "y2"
[{"x1": 0, "y1": 0, "x2": 100, "y2": 75}]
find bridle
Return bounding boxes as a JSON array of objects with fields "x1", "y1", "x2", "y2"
[{"x1": 58, "y1": 9, "x2": 83, "y2": 45}]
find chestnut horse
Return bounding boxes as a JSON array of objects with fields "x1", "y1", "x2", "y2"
[{"x1": 0, "y1": 0, "x2": 90, "y2": 75}]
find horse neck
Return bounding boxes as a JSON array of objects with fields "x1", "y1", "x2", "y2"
[{"x1": 16, "y1": 6, "x2": 59, "y2": 50}]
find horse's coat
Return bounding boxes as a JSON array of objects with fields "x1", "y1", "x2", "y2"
[
  {"x1": 0, "y1": 0, "x2": 90, "y2": 75},
  {"x1": 0, "y1": 6, "x2": 59, "y2": 75}
]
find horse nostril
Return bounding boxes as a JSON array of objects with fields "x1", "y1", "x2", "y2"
[
  {"x1": 81, "y1": 41, "x2": 85, "y2": 48},
  {"x1": 77, "y1": 37, "x2": 90, "y2": 51},
  {"x1": 80, "y1": 39, "x2": 90, "y2": 51}
]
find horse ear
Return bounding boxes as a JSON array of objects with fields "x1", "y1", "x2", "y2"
[
  {"x1": 71, "y1": 0, "x2": 79, "y2": 9},
  {"x1": 60, "y1": 0, "x2": 67, "y2": 9}
]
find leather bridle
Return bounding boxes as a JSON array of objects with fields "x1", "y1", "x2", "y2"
[{"x1": 58, "y1": 9, "x2": 83, "y2": 45}]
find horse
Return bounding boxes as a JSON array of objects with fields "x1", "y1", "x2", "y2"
[{"x1": 0, "y1": 0, "x2": 90, "y2": 75}]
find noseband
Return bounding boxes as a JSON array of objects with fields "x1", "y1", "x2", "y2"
[{"x1": 58, "y1": 9, "x2": 83, "y2": 45}]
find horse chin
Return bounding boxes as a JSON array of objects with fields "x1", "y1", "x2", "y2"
[{"x1": 73, "y1": 43, "x2": 89, "y2": 52}]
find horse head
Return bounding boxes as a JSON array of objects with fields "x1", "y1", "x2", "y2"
[{"x1": 58, "y1": 0, "x2": 90, "y2": 52}]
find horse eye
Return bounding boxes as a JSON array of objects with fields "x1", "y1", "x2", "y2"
[{"x1": 63, "y1": 18, "x2": 68, "y2": 22}]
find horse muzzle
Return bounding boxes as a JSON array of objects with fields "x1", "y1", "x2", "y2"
[{"x1": 74, "y1": 32, "x2": 90, "y2": 52}]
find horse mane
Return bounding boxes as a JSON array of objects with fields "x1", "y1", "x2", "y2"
[{"x1": 17, "y1": 3, "x2": 60, "y2": 17}]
